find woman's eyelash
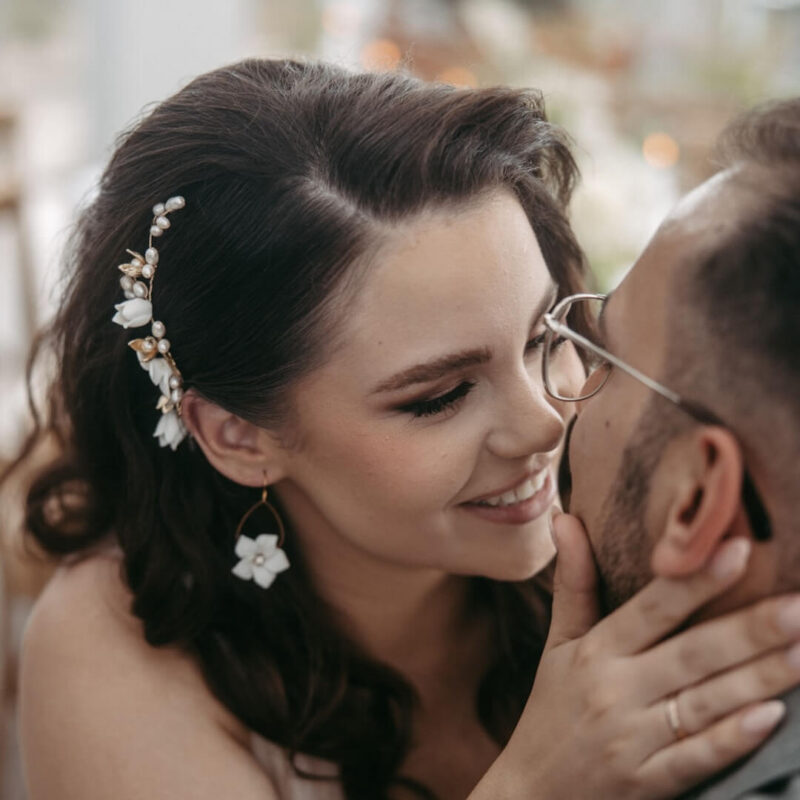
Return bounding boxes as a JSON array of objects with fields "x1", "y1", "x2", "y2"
[
  {"x1": 399, "y1": 381, "x2": 476, "y2": 418},
  {"x1": 397, "y1": 330, "x2": 568, "y2": 419},
  {"x1": 526, "y1": 332, "x2": 567, "y2": 352}
]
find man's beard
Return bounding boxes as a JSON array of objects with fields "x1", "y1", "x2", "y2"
[{"x1": 593, "y1": 399, "x2": 676, "y2": 614}]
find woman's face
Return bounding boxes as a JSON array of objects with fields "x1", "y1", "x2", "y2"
[{"x1": 275, "y1": 191, "x2": 584, "y2": 582}]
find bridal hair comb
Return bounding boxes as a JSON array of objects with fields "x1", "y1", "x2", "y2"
[{"x1": 111, "y1": 196, "x2": 188, "y2": 450}]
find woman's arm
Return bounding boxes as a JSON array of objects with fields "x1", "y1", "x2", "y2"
[
  {"x1": 469, "y1": 517, "x2": 800, "y2": 800},
  {"x1": 19, "y1": 556, "x2": 281, "y2": 800}
]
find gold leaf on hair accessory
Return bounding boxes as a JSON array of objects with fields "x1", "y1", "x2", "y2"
[
  {"x1": 111, "y1": 195, "x2": 189, "y2": 450},
  {"x1": 128, "y1": 337, "x2": 159, "y2": 362}
]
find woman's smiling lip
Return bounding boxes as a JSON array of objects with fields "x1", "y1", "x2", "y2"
[
  {"x1": 464, "y1": 466, "x2": 550, "y2": 505},
  {"x1": 459, "y1": 472, "x2": 556, "y2": 525}
]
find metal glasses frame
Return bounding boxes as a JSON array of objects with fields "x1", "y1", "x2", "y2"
[
  {"x1": 542, "y1": 292, "x2": 772, "y2": 540},
  {"x1": 543, "y1": 293, "x2": 685, "y2": 406}
]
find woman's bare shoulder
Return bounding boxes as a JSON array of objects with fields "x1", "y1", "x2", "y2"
[
  {"x1": 23, "y1": 553, "x2": 208, "y2": 707},
  {"x1": 20, "y1": 553, "x2": 279, "y2": 800}
]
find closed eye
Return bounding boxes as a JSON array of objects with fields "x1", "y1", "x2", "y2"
[
  {"x1": 526, "y1": 332, "x2": 568, "y2": 353},
  {"x1": 397, "y1": 381, "x2": 475, "y2": 418}
]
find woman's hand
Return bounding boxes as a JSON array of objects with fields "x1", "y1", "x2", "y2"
[{"x1": 470, "y1": 514, "x2": 800, "y2": 800}]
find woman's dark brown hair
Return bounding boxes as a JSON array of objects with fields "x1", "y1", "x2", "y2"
[{"x1": 5, "y1": 59, "x2": 586, "y2": 798}]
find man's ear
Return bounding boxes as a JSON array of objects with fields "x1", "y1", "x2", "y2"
[
  {"x1": 180, "y1": 390, "x2": 288, "y2": 487},
  {"x1": 650, "y1": 427, "x2": 743, "y2": 577}
]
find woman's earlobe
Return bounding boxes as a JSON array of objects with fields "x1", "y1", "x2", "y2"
[{"x1": 651, "y1": 427, "x2": 744, "y2": 578}]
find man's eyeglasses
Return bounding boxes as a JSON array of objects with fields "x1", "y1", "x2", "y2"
[{"x1": 541, "y1": 293, "x2": 771, "y2": 541}]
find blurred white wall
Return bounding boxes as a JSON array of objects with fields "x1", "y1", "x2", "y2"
[
  {"x1": 0, "y1": 0, "x2": 268, "y2": 456},
  {"x1": 82, "y1": 0, "x2": 260, "y2": 161}
]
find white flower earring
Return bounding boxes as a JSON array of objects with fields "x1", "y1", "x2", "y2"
[{"x1": 232, "y1": 475, "x2": 290, "y2": 589}]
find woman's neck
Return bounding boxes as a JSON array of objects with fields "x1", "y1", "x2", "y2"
[
  {"x1": 276, "y1": 481, "x2": 487, "y2": 687},
  {"x1": 334, "y1": 566, "x2": 480, "y2": 680}
]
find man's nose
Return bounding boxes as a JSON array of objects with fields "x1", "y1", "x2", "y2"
[{"x1": 486, "y1": 371, "x2": 565, "y2": 460}]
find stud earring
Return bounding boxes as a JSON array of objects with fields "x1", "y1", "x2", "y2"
[{"x1": 231, "y1": 474, "x2": 290, "y2": 589}]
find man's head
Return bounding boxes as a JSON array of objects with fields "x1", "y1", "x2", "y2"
[{"x1": 567, "y1": 98, "x2": 800, "y2": 614}]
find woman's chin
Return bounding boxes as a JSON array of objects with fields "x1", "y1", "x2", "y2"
[
  {"x1": 507, "y1": 539, "x2": 556, "y2": 581},
  {"x1": 467, "y1": 529, "x2": 557, "y2": 582}
]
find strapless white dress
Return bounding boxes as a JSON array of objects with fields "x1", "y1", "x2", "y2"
[{"x1": 251, "y1": 735, "x2": 345, "y2": 799}]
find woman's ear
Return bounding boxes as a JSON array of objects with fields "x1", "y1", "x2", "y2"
[
  {"x1": 650, "y1": 427, "x2": 744, "y2": 577},
  {"x1": 180, "y1": 390, "x2": 288, "y2": 487}
]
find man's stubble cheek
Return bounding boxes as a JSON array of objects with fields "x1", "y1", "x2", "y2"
[{"x1": 591, "y1": 413, "x2": 668, "y2": 614}]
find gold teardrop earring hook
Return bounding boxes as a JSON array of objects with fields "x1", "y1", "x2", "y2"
[{"x1": 234, "y1": 473, "x2": 286, "y2": 548}]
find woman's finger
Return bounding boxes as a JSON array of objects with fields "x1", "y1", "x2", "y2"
[
  {"x1": 545, "y1": 512, "x2": 600, "y2": 649},
  {"x1": 630, "y1": 640, "x2": 800, "y2": 759},
  {"x1": 637, "y1": 701, "x2": 786, "y2": 800},
  {"x1": 667, "y1": 645, "x2": 800, "y2": 741},
  {"x1": 585, "y1": 537, "x2": 752, "y2": 658},
  {"x1": 639, "y1": 593, "x2": 800, "y2": 700}
]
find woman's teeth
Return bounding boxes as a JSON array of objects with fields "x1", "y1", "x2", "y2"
[{"x1": 476, "y1": 470, "x2": 548, "y2": 507}]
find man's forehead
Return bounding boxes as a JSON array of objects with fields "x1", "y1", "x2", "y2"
[
  {"x1": 608, "y1": 167, "x2": 751, "y2": 349},
  {"x1": 662, "y1": 164, "x2": 766, "y2": 245},
  {"x1": 663, "y1": 168, "x2": 736, "y2": 231},
  {"x1": 603, "y1": 256, "x2": 668, "y2": 366},
  {"x1": 605, "y1": 224, "x2": 678, "y2": 347}
]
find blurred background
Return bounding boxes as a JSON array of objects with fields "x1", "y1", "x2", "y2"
[{"x1": 0, "y1": 0, "x2": 798, "y2": 795}]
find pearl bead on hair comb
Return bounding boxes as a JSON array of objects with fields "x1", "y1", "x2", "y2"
[{"x1": 111, "y1": 195, "x2": 188, "y2": 450}]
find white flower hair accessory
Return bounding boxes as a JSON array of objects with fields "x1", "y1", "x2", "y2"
[{"x1": 111, "y1": 195, "x2": 188, "y2": 450}]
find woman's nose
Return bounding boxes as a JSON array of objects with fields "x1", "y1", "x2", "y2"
[{"x1": 486, "y1": 371, "x2": 565, "y2": 460}]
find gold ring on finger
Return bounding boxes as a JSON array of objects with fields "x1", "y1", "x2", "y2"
[{"x1": 665, "y1": 695, "x2": 689, "y2": 741}]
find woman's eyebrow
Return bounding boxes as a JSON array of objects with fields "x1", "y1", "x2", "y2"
[
  {"x1": 370, "y1": 283, "x2": 559, "y2": 395},
  {"x1": 370, "y1": 348, "x2": 493, "y2": 394}
]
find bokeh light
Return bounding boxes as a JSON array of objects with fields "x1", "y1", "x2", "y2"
[
  {"x1": 360, "y1": 39, "x2": 402, "y2": 71},
  {"x1": 436, "y1": 66, "x2": 478, "y2": 88},
  {"x1": 642, "y1": 132, "x2": 680, "y2": 169}
]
